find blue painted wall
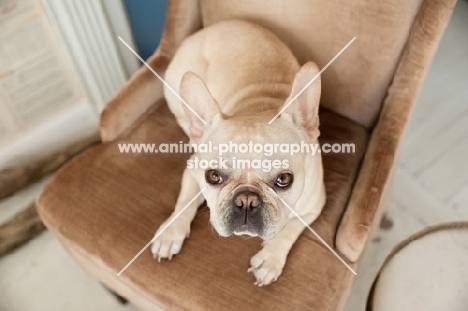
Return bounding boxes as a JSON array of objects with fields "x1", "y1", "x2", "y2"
[{"x1": 123, "y1": 0, "x2": 168, "y2": 61}]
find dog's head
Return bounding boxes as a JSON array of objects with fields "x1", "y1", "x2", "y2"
[{"x1": 180, "y1": 62, "x2": 321, "y2": 240}]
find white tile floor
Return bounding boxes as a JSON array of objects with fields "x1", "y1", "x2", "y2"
[{"x1": 0, "y1": 2, "x2": 467, "y2": 310}]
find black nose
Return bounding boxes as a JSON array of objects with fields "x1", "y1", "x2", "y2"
[{"x1": 233, "y1": 190, "x2": 262, "y2": 209}]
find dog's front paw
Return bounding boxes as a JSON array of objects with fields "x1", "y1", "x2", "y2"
[
  {"x1": 150, "y1": 218, "x2": 190, "y2": 262},
  {"x1": 248, "y1": 248, "x2": 286, "y2": 286}
]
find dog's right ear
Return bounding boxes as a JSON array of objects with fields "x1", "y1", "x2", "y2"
[
  {"x1": 280, "y1": 62, "x2": 321, "y2": 141},
  {"x1": 180, "y1": 72, "x2": 222, "y2": 142}
]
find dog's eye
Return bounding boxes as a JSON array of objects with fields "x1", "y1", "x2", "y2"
[
  {"x1": 275, "y1": 172, "x2": 293, "y2": 188},
  {"x1": 205, "y1": 170, "x2": 223, "y2": 184}
]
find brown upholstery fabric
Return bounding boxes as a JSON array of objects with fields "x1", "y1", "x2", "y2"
[
  {"x1": 201, "y1": 0, "x2": 423, "y2": 128},
  {"x1": 38, "y1": 102, "x2": 367, "y2": 311},
  {"x1": 97, "y1": 0, "x2": 455, "y2": 270}
]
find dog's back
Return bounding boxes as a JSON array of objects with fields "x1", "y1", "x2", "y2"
[{"x1": 164, "y1": 20, "x2": 300, "y2": 134}]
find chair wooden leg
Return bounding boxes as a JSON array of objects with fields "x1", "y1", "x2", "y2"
[
  {"x1": 380, "y1": 213, "x2": 394, "y2": 230},
  {"x1": 102, "y1": 284, "x2": 128, "y2": 305}
]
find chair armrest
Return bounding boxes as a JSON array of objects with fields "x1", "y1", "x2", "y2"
[
  {"x1": 336, "y1": 0, "x2": 456, "y2": 262},
  {"x1": 100, "y1": 52, "x2": 168, "y2": 142},
  {"x1": 100, "y1": 0, "x2": 202, "y2": 142}
]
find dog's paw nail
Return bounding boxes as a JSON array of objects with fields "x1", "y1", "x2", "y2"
[
  {"x1": 150, "y1": 221, "x2": 189, "y2": 262},
  {"x1": 249, "y1": 249, "x2": 285, "y2": 286}
]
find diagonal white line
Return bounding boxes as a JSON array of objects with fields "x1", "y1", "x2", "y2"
[
  {"x1": 268, "y1": 37, "x2": 356, "y2": 124},
  {"x1": 268, "y1": 188, "x2": 357, "y2": 275},
  {"x1": 118, "y1": 36, "x2": 207, "y2": 125},
  {"x1": 117, "y1": 188, "x2": 206, "y2": 276}
]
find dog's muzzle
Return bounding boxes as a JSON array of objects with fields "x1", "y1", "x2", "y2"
[{"x1": 227, "y1": 185, "x2": 265, "y2": 237}]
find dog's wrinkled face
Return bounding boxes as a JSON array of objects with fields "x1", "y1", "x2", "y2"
[
  {"x1": 193, "y1": 115, "x2": 309, "y2": 240},
  {"x1": 180, "y1": 63, "x2": 321, "y2": 240}
]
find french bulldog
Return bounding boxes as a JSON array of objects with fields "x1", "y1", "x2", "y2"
[{"x1": 151, "y1": 20, "x2": 326, "y2": 286}]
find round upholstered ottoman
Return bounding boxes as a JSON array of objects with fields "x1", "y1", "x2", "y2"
[{"x1": 368, "y1": 222, "x2": 468, "y2": 311}]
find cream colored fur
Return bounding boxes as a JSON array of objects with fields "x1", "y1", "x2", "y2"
[{"x1": 151, "y1": 20, "x2": 326, "y2": 286}]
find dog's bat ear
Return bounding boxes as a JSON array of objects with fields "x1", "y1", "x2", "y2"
[
  {"x1": 180, "y1": 72, "x2": 222, "y2": 142},
  {"x1": 282, "y1": 62, "x2": 321, "y2": 141}
]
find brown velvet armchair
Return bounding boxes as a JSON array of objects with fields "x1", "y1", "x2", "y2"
[{"x1": 37, "y1": 0, "x2": 455, "y2": 310}]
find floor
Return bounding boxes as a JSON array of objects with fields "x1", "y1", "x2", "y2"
[{"x1": 0, "y1": 2, "x2": 467, "y2": 310}]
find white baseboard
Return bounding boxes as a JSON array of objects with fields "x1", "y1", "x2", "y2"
[{"x1": 0, "y1": 98, "x2": 99, "y2": 169}]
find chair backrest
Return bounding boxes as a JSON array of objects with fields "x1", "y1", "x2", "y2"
[{"x1": 200, "y1": 0, "x2": 424, "y2": 128}]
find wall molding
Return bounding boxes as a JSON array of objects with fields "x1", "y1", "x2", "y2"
[{"x1": 42, "y1": 0, "x2": 139, "y2": 112}]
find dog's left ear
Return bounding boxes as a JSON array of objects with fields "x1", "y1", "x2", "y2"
[
  {"x1": 180, "y1": 72, "x2": 222, "y2": 142},
  {"x1": 281, "y1": 62, "x2": 321, "y2": 141}
]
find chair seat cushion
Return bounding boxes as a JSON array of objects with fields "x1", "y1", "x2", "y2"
[{"x1": 37, "y1": 101, "x2": 367, "y2": 311}]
